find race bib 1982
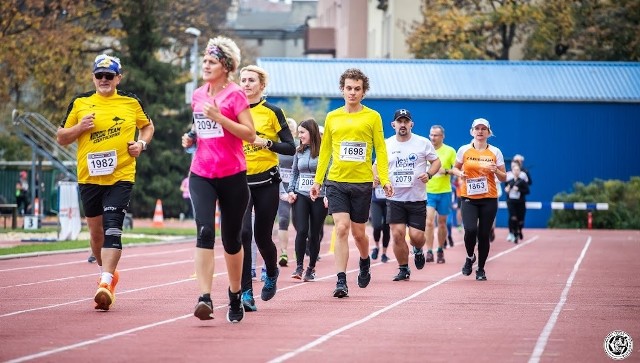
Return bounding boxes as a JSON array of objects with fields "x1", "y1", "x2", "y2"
[{"x1": 87, "y1": 150, "x2": 117, "y2": 176}]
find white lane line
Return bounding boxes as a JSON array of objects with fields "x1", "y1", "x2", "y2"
[
  {"x1": 0, "y1": 259, "x2": 193, "y2": 289},
  {"x1": 528, "y1": 236, "x2": 592, "y2": 363},
  {"x1": 267, "y1": 235, "x2": 541, "y2": 363},
  {"x1": 0, "y1": 247, "x2": 194, "y2": 273}
]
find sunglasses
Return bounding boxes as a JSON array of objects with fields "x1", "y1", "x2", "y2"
[{"x1": 94, "y1": 72, "x2": 116, "y2": 80}]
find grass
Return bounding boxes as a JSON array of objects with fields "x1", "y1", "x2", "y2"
[{"x1": 0, "y1": 227, "x2": 196, "y2": 257}]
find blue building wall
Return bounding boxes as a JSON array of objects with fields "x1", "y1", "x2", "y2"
[{"x1": 266, "y1": 96, "x2": 640, "y2": 228}]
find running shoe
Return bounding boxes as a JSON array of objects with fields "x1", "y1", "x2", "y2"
[
  {"x1": 194, "y1": 296, "x2": 214, "y2": 320},
  {"x1": 381, "y1": 254, "x2": 389, "y2": 263},
  {"x1": 278, "y1": 253, "x2": 288, "y2": 267},
  {"x1": 241, "y1": 289, "x2": 257, "y2": 312},
  {"x1": 393, "y1": 268, "x2": 410, "y2": 281},
  {"x1": 357, "y1": 257, "x2": 371, "y2": 288},
  {"x1": 436, "y1": 250, "x2": 445, "y2": 264},
  {"x1": 227, "y1": 289, "x2": 244, "y2": 323},
  {"x1": 425, "y1": 250, "x2": 434, "y2": 263},
  {"x1": 462, "y1": 254, "x2": 476, "y2": 276},
  {"x1": 448, "y1": 235, "x2": 454, "y2": 247},
  {"x1": 303, "y1": 267, "x2": 315, "y2": 282},
  {"x1": 333, "y1": 279, "x2": 348, "y2": 298},
  {"x1": 94, "y1": 283, "x2": 115, "y2": 311},
  {"x1": 87, "y1": 254, "x2": 96, "y2": 263},
  {"x1": 260, "y1": 267, "x2": 267, "y2": 282},
  {"x1": 261, "y1": 268, "x2": 279, "y2": 301},
  {"x1": 371, "y1": 247, "x2": 379, "y2": 260},
  {"x1": 291, "y1": 265, "x2": 303, "y2": 279},
  {"x1": 476, "y1": 269, "x2": 487, "y2": 281},
  {"x1": 413, "y1": 247, "x2": 426, "y2": 270},
  {"x1": 251, "y1": 268, "x2": 257, "y2": 281},
  {"x1": 507, "y1": 233, "x2": 515, "y2": 242}
]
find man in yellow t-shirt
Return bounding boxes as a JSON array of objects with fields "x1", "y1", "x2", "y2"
[
  {"x1": 424, "y1": 125, "x2": 457, "y2": 264},
  {"x1": 57, "y1": 54, "x2": 154, "y2": 311},
  {"x1": 310, "y1": 68, "x2": 393, "y2": 298}
]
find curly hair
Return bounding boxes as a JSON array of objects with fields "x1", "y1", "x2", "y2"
[{"x1": 339, "y1": 68, "x2": 369, "y2": 93}]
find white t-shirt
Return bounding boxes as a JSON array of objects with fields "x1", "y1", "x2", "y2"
[{"x1": 383, "y1": 134, "x2": 439, "y2": 202}]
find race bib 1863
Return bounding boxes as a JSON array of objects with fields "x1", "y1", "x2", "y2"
[{"x1": 466, "y1": 176, "x2": 488, "y2": 196}]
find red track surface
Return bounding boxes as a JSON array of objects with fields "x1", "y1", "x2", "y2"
[{"x1": 1, "y1": 227, "x2": 638, "y2": 362}]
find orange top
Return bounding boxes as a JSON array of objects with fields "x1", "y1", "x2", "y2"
[{"x1": 455, "y1": 143, "x2": 504, "y2": 199}]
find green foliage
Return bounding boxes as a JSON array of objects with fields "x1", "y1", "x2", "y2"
[
  {"x1": 274, "y1": 97, "x2": 330, "y2": 125},
  {"x1": 548, "y1": 177, "x2": 640, "y2": 229}
]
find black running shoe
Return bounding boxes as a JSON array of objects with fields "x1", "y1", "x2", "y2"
[
  {"x1": 425, "y1": 251, "x2": 435, "y2": 263},
  {"x1": 302, "y1": 267, "x2": 315, "y2": 282},
  {"x1": 333, "y1": 279, "x2": 348, "y2": 298},
  {"x1": 462, "y1": 254, "x2": 476, "y2": 276},
  {"x1": 393, "y1": 268, "x2": 410, "y2": 281},
  {"x1": 227, "y1": 289, "x2": 244, "y2": 323},
  {"x1": 380, "y1": 254, "x2": 389, "y2": 263},
  {"x1": 448, "y1": 235, "x2": 454, "y2": 247},
  {"x1": 413, "y1": 247, "x2": 426, "y2": 270},
  {"x1": 291, "y1": 265, "x2": 303, "y2": 280},
  {"x1": 87, "y1": 254, "x2": 96, "y2": 263},
  {"x1": 436, "y1": 250, "x2": 445, "y2": 264},
  {"x1": 194, "y1": 296, "x2": 214, "y2": 320},
  {"x1": 476, "y1": 269, "x2": 487, "y2": 281},
  {"x1": 357, "y1": 257, "x2": 371, "y2": 288}
]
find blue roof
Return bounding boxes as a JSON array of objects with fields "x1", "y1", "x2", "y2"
[{"x1": 256, "y1": 58, "x2": 640, "y2": 103}]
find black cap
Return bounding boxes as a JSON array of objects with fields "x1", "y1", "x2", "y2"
[{"x1": 393, "y1": 109, "x2": 412, "y2": 121}]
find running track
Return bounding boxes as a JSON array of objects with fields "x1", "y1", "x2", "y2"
[{"x1": 1, "y1": 227, "x2": 638, "y2": 362}]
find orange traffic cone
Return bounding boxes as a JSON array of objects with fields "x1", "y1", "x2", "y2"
[{"x1": 152, "y1": 199, "x2": 164, "y2": 227}]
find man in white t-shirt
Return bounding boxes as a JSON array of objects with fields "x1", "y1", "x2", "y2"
[{"x1": 375, "y1": 109, "x2": 441, "y2": 281}]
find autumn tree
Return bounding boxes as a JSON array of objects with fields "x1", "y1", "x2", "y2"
[
  {"x1": 406, "y1": 0, "x2": 540, "y2": 60},
  {"x1": 525, "y1": 0, "x2": 640, "y2": 61}
]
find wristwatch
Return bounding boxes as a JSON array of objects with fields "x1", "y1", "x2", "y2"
[
  {"x1": 265, "y1": 140, "x2": 273, "y2": 149},
  {"x1": 138, "y1": 140, "x2": 147, "y2": 151},
  {"x1": 427, "y1": 172, "x2": 433, "y2": 179}
]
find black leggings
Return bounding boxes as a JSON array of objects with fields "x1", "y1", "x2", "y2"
[
  {"x1": 241, "y1": 182, "x2": 279, "y2": 292},
  {"x1": 189, "y1": 172, "x2": 249, "y2": 254},
  {"x1": 370, "y1": 200, "x2": 390, "y2": 248},
  {"x1": 507, "y1": 200, "x2": 526, "y2": 235},
  {"x1": 292, "y1": 194, "x2": 328, "y2": 268},
  {"x1": 460, "y1": 197, "x2": 498, "y2": 270}
]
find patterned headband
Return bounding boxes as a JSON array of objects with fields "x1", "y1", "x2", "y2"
[{"x1": 205, "y1": 44, "x2": 233, "y2": 72}]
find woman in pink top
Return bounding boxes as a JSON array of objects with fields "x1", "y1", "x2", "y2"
[{"x1": 181, "y1": 36, "x2": 255, "y2": 323}]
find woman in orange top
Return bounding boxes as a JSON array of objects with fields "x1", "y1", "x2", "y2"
[{"x1": 449, "y1": 118, "x2": 506, "y2": 281}]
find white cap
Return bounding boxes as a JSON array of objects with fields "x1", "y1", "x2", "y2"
[
  {"x1": 471, "y1": 118, "x2": 490, "y2": 129},
  {"x1": 513, "y1": 154, "x2": 524, "y2": 162}
]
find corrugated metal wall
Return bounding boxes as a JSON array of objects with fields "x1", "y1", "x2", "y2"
[{"x1": 266, "y1": 95, "x2": 640, "y2": 228}]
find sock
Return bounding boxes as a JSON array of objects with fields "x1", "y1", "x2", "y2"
[
  {"x1": 337, "y1": 272, "x2": 347, "y2": 281},
  {"x1": 399, "y1": 264, "x2": 409, "y2": 270},
  {"x1": 467, "y1": 253, "x2": 475, "y2": 259},
  {"x1": 427, "y1": 249, "x2": 433, "y2": 253},
  {"x1": 98, "y1": 265, "x2": 103, "y2": 274},
  {"x1": 228, "y1": 289, "x2": 240, "y2": 300},
  {"x1": 437, "y1": 247, "x2": 443, "y2": 252},
  {"x1": 100, "y1": 272, "x2": 113, "y2": 285}
]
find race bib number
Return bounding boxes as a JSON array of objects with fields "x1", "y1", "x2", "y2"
[
  {"x1": 280, "y1": 168, "x2": 292, "y2": 184},
  {"x1": 87, "y1": 150, "x2": 117, "y2": 176},
  {"x1": 297, "y1": 173, "x2": 315, "y2": 192},
  {"x1": 374, "y1": 186, "x2": 386, "y2": 199},
  {"x1": 466, "y1": 176, "x2": 488, "y2": 196},
  {"x1": 392, "y1": 170, "x2": 413, "y2": 187},
  {"x1": 194, "y1": 112, "x2": 224, "y2": 139},
  {"x1": 339, "y1": 141, "x2": 366, "y2": 162}
]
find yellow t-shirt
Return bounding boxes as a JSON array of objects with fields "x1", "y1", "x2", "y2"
[
  {"x1": 315, "y1": 105, "x2": 390, "y2": 185},
  {"x1": 61, "y1": 90, "x2": 151, "y2": 185},
  {"x1": 427, "y1": 144, "x2": 457, "y2": 194},
  {"x1": 243, "y1": 99, "x2": 286, "y2": 175}
]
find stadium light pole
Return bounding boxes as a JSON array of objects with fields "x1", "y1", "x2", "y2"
[{"x1": 185, "y1": 27, "x2": 201, "y2": 103}]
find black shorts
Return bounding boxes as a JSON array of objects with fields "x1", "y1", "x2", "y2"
[
  {"x1": 79, "y1": 181, "x2": 133, "y2": 218},
  {"x1": 326, "y1": 181, "x2": 372, "y2": 224},
  {"x1": 386, "y1": 200, "x2": 427, "y2": 231}
]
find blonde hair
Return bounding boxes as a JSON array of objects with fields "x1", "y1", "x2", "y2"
[
  {"x1": 239, "y1": 65, "x2": 269, "y2": 88},
  {"x1": 204, "y1": 36, "x2": 241, "y2": 74}
]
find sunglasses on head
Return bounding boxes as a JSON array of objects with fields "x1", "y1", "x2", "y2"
[{"x1": 94, "y1": 72, "x2": 116, "y2": 80}]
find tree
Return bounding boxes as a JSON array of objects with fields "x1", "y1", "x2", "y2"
[
  {"x1": 525, "y1": 0, "x2": 640, "y2": 61},
  {"x1": 406, "y1": 0, "x2": 540, "y2": 60}
]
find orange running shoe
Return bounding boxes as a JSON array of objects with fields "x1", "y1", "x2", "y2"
[
  {"x1": 94, "y1": 282, "x2": 115, "y2": 311},
  {"x1": 111, "y1": 269, "x2": 119, "y2": 293}
]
